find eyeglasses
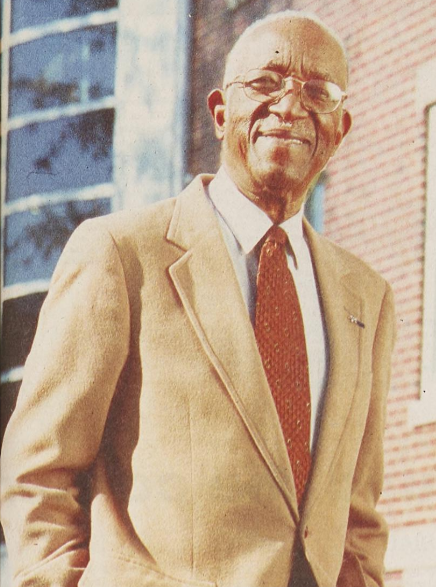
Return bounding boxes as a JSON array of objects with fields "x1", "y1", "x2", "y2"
[{"x1": 225, "y1": 69, "x2": 347, "y2": 114}]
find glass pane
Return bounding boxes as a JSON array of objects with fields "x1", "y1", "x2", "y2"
[
  {"x1": 6, "y1": 109, "x2": 114, "y2": 201},
  {"x1": 1, "y1": 381, "x2": 21, "y2": 447},
  {"x1": 10, "y1": 24, "x2": 117, "y2": 116},
  {"x1": 12, "y1": 0, "x2": 118, "y2": 32},
  {"x1": 1, "y1": 293, "x2": 47, "y2": 372},
  {"x1": 4, "y1": 198, "x2": 111, "y2": 286}
]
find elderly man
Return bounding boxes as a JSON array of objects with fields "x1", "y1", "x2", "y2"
[{"x1": 1, "y1": 10, "x2": 395, "y2": 587}]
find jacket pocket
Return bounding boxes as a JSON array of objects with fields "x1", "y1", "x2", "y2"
[
  {"x1": 78, "y1": 553, "x2": 216, "y2": 587},
  {"x1": 336, "y1": 551, "x2": 366, "y2": 587}
]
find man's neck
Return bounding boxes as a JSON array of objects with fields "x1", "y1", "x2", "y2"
[{"x1": 222, "y1": 165, "x2": 307, "y2": 224}]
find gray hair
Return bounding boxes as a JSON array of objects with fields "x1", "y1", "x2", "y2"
[{"x1": 223, "y1": 9, "x2": 349, "y2": 87}]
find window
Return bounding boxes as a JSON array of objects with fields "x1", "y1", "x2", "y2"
[
  {"x1": 409, "y1": 58, "x2": 436, "y2": 427},
  {"x1": 1, "y1": 0, "x2": 192, "y2": 456},
  {"x1": 1, "y1": 0, "x2": 119, "y2": 440}
]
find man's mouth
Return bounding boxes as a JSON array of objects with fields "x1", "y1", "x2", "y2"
[{"x1": 257, "y1": 128, "x2": 311, "y2": 146}]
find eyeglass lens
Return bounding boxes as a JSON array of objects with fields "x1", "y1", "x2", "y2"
[{"x1": 243, "y1": 70, "x2": 343, "y2": 114}]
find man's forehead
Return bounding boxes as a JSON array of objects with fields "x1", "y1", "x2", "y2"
[{"x1": 225, "y1": 18, "x2": 348, "y2": 84}]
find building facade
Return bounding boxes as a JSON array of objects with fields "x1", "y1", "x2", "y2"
[
  {"x1": 188, "y1": 1, "x2": 436, "y2": 585},
  {"x1": 2, "y1": 0, "x2": 436, "y2": 585}
]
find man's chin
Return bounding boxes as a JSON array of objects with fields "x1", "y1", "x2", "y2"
[{"x1": 254, "y1": 167, "x2": 304, "y2": 195}]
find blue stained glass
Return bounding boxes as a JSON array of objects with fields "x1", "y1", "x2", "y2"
[
  {"x1": 6, "y1": 109, "x2": 114, "y2": 201},
  {"x1": 9, "y1": 24, "x2": 117, "y2": 117},
  {"x1": 11, "y1": 0, "x2": 118, "y2": 32},
  {"x1": 4, "y1": 198, "x2": 111, "y2": 286}
]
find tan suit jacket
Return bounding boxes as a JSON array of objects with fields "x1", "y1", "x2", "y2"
[{"x1": 1, "y1": 175, "x2": 396, "y2": 587}]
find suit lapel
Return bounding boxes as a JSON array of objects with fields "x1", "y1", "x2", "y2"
[
  {"x1": 302, "y1": 223, "x2": 365, "y2": 518},
  {"x1": 167, "y1": 177, "x2": 300, "y2": 521}
]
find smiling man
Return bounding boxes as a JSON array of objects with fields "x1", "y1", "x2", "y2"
[
  {"x1": 209, "y1": 15, "x2": 352, "y2": 225},
  {"x1": 1, "y1": 10, "x2": 395, "y2": 587}
]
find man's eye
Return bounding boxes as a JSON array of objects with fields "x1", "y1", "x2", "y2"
[
  {"x1": 248, "y1": 76, "x2": 280, "y2": 93},
  {"x1": 305, "y1": 82, "x2": 333, "y2": 102}
]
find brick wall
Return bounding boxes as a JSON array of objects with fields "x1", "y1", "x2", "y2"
[{"x1": 189, "y1": 1, "x2": 436, "y2": 584}]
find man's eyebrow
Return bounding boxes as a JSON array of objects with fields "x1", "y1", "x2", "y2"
[
  {"x1": 258, "y1": 61, "x2": 337, "y2": 83},
  {"x1": 259, "y1": 59, "x2": 284, "y2": 71},
  {"x1": 303, "y1": 69, "x2": 334, "y2": 82},
  {"x1": 298, "y1": 63, "x2": 337, "y2": 81}
]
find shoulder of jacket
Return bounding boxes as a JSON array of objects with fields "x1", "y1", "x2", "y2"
[
  {"x1": 310, "y1": 228, "x2": 390, "y2": 295},
  {"x1": 74, "y1": 175, "x2": 214, "y2": 245},
  {"x1": 79, "y1": 197, "x2": 177, "y2": 240}
]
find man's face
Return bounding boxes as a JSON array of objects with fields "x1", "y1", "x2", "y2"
[{"x1": 209, "y1": 18, "x2": 351, "y2": 216}]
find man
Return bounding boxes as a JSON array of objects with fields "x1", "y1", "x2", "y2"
[{"x1": 1, "y1": 10, "x2": 396, "y2": 587}]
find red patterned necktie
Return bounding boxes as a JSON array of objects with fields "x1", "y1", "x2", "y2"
[{"x1": 254, "y1": 225, "x2": 311, "y2": 505}]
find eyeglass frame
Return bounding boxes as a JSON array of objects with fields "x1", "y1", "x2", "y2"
[{"x1": 225, "y1": 69, "x2": 348, "y2": 114}]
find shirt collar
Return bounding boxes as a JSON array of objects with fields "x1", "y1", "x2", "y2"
[{"x1": 208, "y1": 166, "x2": 306, "y2": 265}]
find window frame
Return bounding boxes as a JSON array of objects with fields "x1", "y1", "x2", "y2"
[{"x1": 408, "y1": 57, "x2": 436, "y2": 428}]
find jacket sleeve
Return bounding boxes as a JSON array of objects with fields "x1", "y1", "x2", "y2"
[
  {"x1": 1, "y1": 220, "x2": 130, "y2": 587},
  {"x1": 337, "y1": 282, "x2": 396, "y2": 587}
]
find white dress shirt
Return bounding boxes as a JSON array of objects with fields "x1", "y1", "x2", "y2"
[{"x1": 207, "y1": 167, "x2": 328, "y2": 451}]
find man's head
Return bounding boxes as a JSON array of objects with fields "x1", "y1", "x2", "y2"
[{"x1": 208, "y1": 11, "x2": 352, "y2": 222}]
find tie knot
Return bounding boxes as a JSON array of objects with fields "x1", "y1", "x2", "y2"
[{"x1": 265, "y1": 225, "x2": 288, "y2": 246}]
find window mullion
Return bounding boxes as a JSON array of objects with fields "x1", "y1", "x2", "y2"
[
  {"x1": 8, "y1": 8, "x2": 119, "y2": 48},
  {"x1": 4, "y1": 96, "x2": 116, "y2": 134}
]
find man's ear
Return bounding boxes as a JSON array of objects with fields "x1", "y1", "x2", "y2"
[
  {"x1": 335, "y1": 108, "x2": 353, "y2": 146},
  {"x1": 207, "y1": 89, "x2": 226, "y2": 141}
]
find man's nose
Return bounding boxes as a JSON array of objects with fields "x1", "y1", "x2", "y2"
[{"x1": 268, "y1": 86, "x2": 309, "y2": 120}]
